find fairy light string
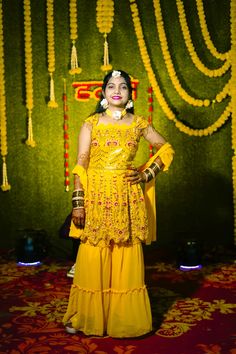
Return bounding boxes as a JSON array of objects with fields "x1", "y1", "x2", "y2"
[
  {"x1": 24, "y1": 0, "x2": 35, "y2": 147},
  {"x1": 96, "y1": 0, "x2": 114, "y2": 72},
  {"x1": 69, "y1": 0, "x2": 82, "y2": 75},
  {"x1": 0, "y1": 1, "x2": 10, "y2": 190},
  {"x1": 47, "y1": 0, "x2": 58, "y2": 108}
]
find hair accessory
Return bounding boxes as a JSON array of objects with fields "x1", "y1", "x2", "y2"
[
  {"x1": 100, "y1": 98, "x2": 108, "y2": 109},
  {"x1": 112, "y1": 70, "x2": 121, "y2": 78},
  {"x1": 125, "y1": 99, "x2": 133, "y2": 109},
  {"x1": 106, "y1": 108, "x2": 127, "y2": 120}
]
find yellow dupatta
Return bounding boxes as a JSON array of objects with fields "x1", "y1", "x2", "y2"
[{"x1": 138, "y1": 142, "x2": 174, "y2": 244}]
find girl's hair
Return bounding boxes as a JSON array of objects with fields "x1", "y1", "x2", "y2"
[{"x1": 92, "y1": 70, "x2": 134, "y2": 115}]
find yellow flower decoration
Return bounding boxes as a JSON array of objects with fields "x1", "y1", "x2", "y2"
[
  {"x1": 196, "y1": 0, "x2": 230, "y2": 61},
  {"x1": 69, "y1": 0, "x2": 82, "y2": 75},
  {"x1": 0, "y1": 2, "x2": 10, "y2": 190},
  {"x1": 96, "y1": 0, "x2": 114, "y2": 71},
  {"x1": 129, "y1": 0, "x2": 232, "y2": 136},
  {"x1": 176, "y1": 0, "x2": 230, "y2": 78},
  {"x1": 47, "y1": 0, "x2": 58, "y2": 108},
  {"x1": 154, "y1": 0, "x2": 211, "y2": 107},
  {"x1": 24, "y1": 0, "x2": 36, "y2": 147}
]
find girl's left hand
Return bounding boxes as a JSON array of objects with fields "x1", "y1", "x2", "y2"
[{"x1": 125, "y1": 169, "x2": 145, "y2": 184}]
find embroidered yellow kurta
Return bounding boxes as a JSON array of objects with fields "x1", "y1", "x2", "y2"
[{"x1": 70, "y1": 114, "x2": 150, "y2": 245}]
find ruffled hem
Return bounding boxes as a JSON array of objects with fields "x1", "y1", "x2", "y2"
[{"x1": 63, "y1": 284, "x2": 152, "y2": 337}]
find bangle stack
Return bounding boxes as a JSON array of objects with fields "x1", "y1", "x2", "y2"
[
  {"x1": 72, "y1": 189, "x2": 85, "y2": 209},
  {"x1": 143, "y1": 161, "x2": 162, "y2": 182}
]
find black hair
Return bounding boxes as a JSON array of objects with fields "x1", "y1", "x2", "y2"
[{"x1": 92, "y1": 70, "x2": 134, "y2": 115}]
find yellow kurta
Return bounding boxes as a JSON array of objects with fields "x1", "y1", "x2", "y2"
[{"x1": 63, "y1": 114, "x2": 174, "y2": 337}]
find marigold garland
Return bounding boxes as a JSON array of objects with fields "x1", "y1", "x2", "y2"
[
  {"x1": 230, "y1": 0, "x2": 236, "y2": 243},
  {"x1": 47, "y1": 0, "x2": 58, "y2": 108},
  {"x1": 63, "y1": 80, "x2": 70, "y2": 192},
  {"x1": 24, "y1": 0, "x2": 36, "y2": 147},
  {"x1": 153, "y1": 0, "x2": 229, "y2": 107},
  {"x1": 96, "y1": 0, "x2": 114, "y2": 72},
  {"x1": 176, "y1": 0, "x2": 231, "y2": 78},
  {"x1": 69, "y1": 0, "x2": 82, "y2": 75},
  {"x1": 129, "y1": 0, "x2": 232, "y2": 136},
  {"x1": 196, "y1": 0, "x2": 230, "y2": 61},
  {"x1": 0, "y1": 1, "x2": 10, "y2": 191}
]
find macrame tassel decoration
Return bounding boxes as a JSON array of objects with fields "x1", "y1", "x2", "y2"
[{"x1": 1, "y1": 157, "x2": 10, "y2": 191}]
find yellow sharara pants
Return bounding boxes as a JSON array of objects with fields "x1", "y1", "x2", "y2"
[{"x1": 63, "y1": 241, "x2": 152, "y2": 338}]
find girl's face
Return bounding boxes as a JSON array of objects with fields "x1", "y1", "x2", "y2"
[{"x1": 103, "y1": 76, "x2": 130, "y2": 109}]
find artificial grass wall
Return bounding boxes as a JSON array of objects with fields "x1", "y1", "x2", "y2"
[{"x1": 0, "y1": 0, "x2": 233, "y2": 259}]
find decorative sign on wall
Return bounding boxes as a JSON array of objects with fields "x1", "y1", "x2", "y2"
[{"x1": 72, "y1": 77, "x2": 139, "y2": 102}]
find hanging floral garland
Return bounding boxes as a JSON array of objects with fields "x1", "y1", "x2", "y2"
[
  {"x1": 153, "y1": 0, "x2": 230, "y2": 107},
  {"x1": 63, "y1": 80, "x2": 70, "y2": 191},
  {"x1": 69, "y1": 0, "x2": 82, "y2": 75},
  {"x1": 47, "y1": 0, "x2": 58, "y2": 108},
  {"x1": 176, "y1": 0, "x2": 231, "y2": 78},
  {"x1": 0, "y1": 1, "x2": 10, "y2": 191},
  {"x1": 24, "y1": 0, "x2": 35, "y2": 147},
  {"x1": 96, "y1": 0, "x2": 114, "y2": 72},
  {"x1": 148, "y1": 87, "x2": 154, "y2": 158},
  {"x1": 196, "y1": 0, "x2": 230, "y2": 61},
  {"x1": 230, "y1": 0, "x2": 236, "y2": 243},
  {"x1": 129, "y1": 0, "x2": 232, "y2": 136}
]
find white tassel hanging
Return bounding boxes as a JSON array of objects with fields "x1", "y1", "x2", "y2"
[
  {"x1": 1, "y1": 156, "x2": 11, "y2": 191},
  {"x1": 101, "y1": 34, "x2": 112, "y2": 72},
  {"x1": 48, "y1": 72, "x2": 58, "y2": 108},
  {"x1": 26, "y1": 109, "x2": 36, "y2": 147},
  {"x1": 69, "y1": 40, "x2": 82, "y2": 75}
]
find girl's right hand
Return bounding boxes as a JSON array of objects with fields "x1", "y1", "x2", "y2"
[{"x1": 72, "y1": 208, "x2": 85, "y2": 229}]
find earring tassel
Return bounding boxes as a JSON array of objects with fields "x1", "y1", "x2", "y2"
[
  {"x1": 69, "y1": 41, "x2": 82, "y2": 75},
  {"x1": 1, "y1": 157, "x2": 11, "y2": 191},
  {"x1": 48, "y1": 73, "x2": 58, "y2": 108},
  {"x1": 101, "y1": 34, "x2": 112, "y2": 72},
  {"x1": 26, "y1": 109, "x2": 36, "y2": 147}
]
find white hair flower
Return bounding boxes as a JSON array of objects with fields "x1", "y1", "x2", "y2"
[{"x1": 112, "y1": 70, "x2": 121, "y2": 78}]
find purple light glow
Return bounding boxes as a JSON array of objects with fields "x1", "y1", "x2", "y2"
[
  {"x1": 179, "y1": 264, "x2": 202, "y2": 271},
  {"x1": 17, "y1": 261, "x2": 42, "y2": 266}
]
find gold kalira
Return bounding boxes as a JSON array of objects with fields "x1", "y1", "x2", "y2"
[
  {"x1": 176, "y1": 0, "x2": 230, "y2": 78},
  {"x1": 130, "y1": 0, "x2": 232, "y2": 136}
]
